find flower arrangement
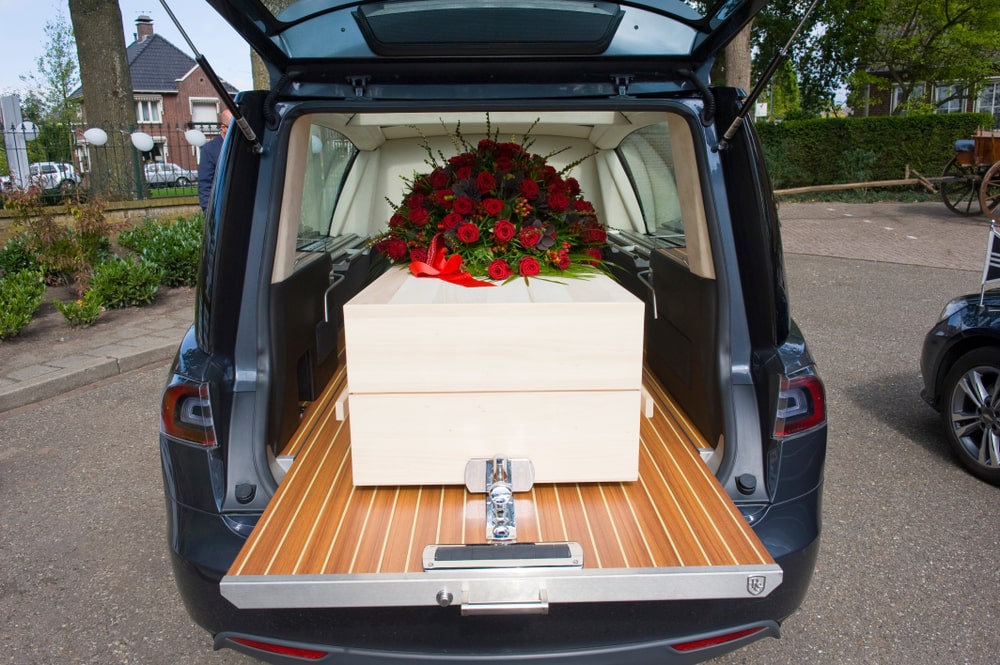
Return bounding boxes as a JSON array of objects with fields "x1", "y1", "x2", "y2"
[{"x1": 375, "y1": 122, "x2": 607, "y2": 283}]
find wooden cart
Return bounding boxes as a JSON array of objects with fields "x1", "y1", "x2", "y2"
[{"x1": 941, "y1": 129, "x2": 1000, "y2": 217}]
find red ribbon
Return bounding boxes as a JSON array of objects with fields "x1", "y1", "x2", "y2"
[{"x1": 409, "y1": 234, "x2": 495, "y2": 288}]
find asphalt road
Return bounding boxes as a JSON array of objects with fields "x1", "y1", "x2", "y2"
[{"x1": 1, "y1": 252, "x2": 998, "y2": 664}]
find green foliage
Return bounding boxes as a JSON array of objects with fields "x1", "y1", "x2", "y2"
[
  {"x1": 756, "y1": 112, "x2": 993, "y2": 189},
  {"x1": 117, "y1": 215, "x2": 203, "y2": 287},
  {"x1": 20, "y1": 8, "x2": 80, "y2": 128},
  {"x1": 0, "y1": 270, "x2": 45, "y2": 339},
  {"x1": 3, "y1": 189, "x2": 113, "y2": 284},
  {"x1": 52, "y1": 290, "x2": 103, "y2": 327},
  {"x1": 89, "y1": 257, "x2": 161, "y2": 309},
  {"x1": 0, "y1": 236, "x2": 36, "y2": 278},
  {"x1": 752, "y1": 0, "x2": 1000, "y2": 116}
]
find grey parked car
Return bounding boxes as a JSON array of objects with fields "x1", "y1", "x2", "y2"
[
  {"x1": 145, "y1": 162, "x2": 196, "y2": 187},
  {"x1": 159, "y1": 1, "x2": 827, "y2": 663}
]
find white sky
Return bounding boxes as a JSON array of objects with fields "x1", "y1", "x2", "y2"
[{"x1": 0, "y1": 0, "x2": 255, "y2": 95}]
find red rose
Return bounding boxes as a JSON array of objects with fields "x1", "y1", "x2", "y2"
[
  {"x1": 389, "y1": 212, "x2": 406, "y2": 228},
  {"x1": 453, "y1": 197, "x2": 475, "y2": 215},
  {"x1": 518, "y1": 226, "x2": 542, "y2": 247},
  {"x1": 456, "y1": 165, "x2": 473, "y2": 181},
  {"x1": 519, "y1": 178, "x2": 540, "y2": 198},
  {"x1": 585, "y1": 247, "x2": 603, "y2": 264},
  {"x1": 406, "y1": 192, "x2": 426, "y2": 209},
  {"x1": 440, "y1": 212, "x2": 464, "y2": 230},
  {"x1": 481, "y1": 198, "x2": 504, "y2": 216},
  {"x1": 496, "y1": 155, "x2": 513, "y2": 172},
  {"x1": 566, "y1": 177, "x2": 581, "y2": 196},
  {"x1": 377, "y1": 238, "x2": 408, "y2": 261},
  {"x1": 476, "y1": 171, "x2": 497, "y2": 194},
  {"x1": 432, "y1": 188, "x2": 454, "y2": 207},
  {"x1": 583, "y1": 226, "x2": 607, "y2": 243},
  {"x1": 547, "y1": 191, "x2": 570, "y2": 212},
  {"x1": 573, "y1": 198, "x2": 595, "y2": 212},
  {"x1": 429, "y1": 169, "x2": 450, "y2": 189},
  {"x1": 493, "y1": 219, "x2": 516, "y2": 242},
  {"x1": 457, "y1": 222, "x2": 480, "y2": 243},
  {"x1": 488, "y1": 259, "x2": 513, "y2": 280},
  {"x1": 478, "y1": 138, "x2": 497, "y2": 152},
  {"x1": 408, "y1": 206, "x2": 430, "y2": 226},
  {"x1": 518, "y1": 256, "x2": 541, "y2": 276},
  {"x1": 410, "y1": 247, "x2": 428, "y2": 263}
]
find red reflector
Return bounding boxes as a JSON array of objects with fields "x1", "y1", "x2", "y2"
[
  {"x1": 671, "y1": 626, "x2": 767, "y2": 652},
  {"x1": 229, "y1": 637, "x2": 327, "y2": 660}
]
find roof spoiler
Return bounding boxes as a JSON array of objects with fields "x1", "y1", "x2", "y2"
[
  {"x1": 718, "y1": 0, "x2": 821, "y2": 151},
  {"x1": 159, "y1": 0, "x2": 264, "y2": 154}
]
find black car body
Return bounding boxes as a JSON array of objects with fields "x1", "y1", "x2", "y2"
[
  {"x1": 921, "y1": 291, "x2": 1000, "y2": 485},
  {"x1": 159, "y1": 1, "x2": 827, "y2": 662}
]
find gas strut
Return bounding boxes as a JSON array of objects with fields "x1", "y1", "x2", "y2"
[
  {"x1": 718, "y1": 0, "x2": 822, "y2": 151},
  {"x1": 158, "y1": 0, "x2": 264, "y2": 154}
]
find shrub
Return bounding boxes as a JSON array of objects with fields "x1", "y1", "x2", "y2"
[
  {"x1": 0, "y1": 270, "x2": 45, "y2": 339},
  {"x1": 65, "y1": 196, "x2": 114, "y2": 268},
  {"x1": 118, "y1": 215, "x2": 203, "y2": 287},
  {"x1": 89, "y1": 257, "x2": 161, "y2": 309},
  {"x1": 53, "y1": 290, "x2": 103, "y2": 327},
  {"x1": 0, "y1": 236, "x2": 36, "y2": 278},
  {"x1": 3, "y1": 189, "x2": 114, "y2": 285}
]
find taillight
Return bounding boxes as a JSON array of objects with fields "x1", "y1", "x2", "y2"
[
  {"x1": 773, "y1": 371, "x2": 825, "y2": 437},
  {"x1": 161, "y1": 378, "x2": 216, "y2": 446},
  {"x1": 228, "y1": 637, "x2": 327, "y2": 660}
]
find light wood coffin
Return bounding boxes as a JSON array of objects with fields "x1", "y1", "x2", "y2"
[{"x1": 342, "y1": 269, "x2": 645, "y2": 485}]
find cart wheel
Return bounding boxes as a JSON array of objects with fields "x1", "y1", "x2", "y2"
[
  {"x1": 940, "y1": 157, "x2": 983, "y2": 216},
  {"x1": 980, "y1": 161, "x2": 1000, "y2": 222}
]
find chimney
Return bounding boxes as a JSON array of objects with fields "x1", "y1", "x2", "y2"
[{"x1": 135, "y1": 15, "x2": 154, "y2": 42}]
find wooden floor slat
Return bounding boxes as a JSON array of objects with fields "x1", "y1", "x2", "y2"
[{"x1": 230, "y1": 365, "x2": 773, "y2": 578}]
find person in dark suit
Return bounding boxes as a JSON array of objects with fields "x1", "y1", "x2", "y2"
[{"x1": 198, "y1": 109, "x2": 232, "y2": 213}]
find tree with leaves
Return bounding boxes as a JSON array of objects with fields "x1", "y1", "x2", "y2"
[
  {"x1": 751, "y1": 0, "x2": 1000, "y2": 116},
  {"x1": 845, "y1": 0, "x2": 1000, "y2": 115},
  {"x1": 18, "y1": 9, "x2": 80, "y2": 164}
]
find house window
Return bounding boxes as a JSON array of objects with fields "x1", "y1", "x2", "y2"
[
  {"x1": 978, "y1": 82, "x2": 1000, "y2": 128},
  {"x1": 934, "y1": 84, "x2": 962, "y2": 114},
  {"x1": 891, "y1": 84, "x2": 924, "y2": 114},
  {"x1": 136, "y1": 99, "x2": 162, "y2": 123}
]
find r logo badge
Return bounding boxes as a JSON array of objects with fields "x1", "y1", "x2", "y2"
[{"x1": 747, "y1": 575, "x2": 766, "y2": 596}]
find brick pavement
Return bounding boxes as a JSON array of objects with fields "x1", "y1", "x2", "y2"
[{"x1": 0, "y1": 201, "x2": 992, "y2": 413}]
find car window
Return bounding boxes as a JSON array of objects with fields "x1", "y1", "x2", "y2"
[
  {"x1": 297, "y1": 124, "x2": 357, "y2": 245},
  {"x1": 617, "y1": 123, "x2": 684, "y2": 244}
]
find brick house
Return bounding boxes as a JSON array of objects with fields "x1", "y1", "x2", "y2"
[
  {"x1": 125, "y1": 15, "x2": 238, "y2": 172},
  {"x1": 854, "y1": 74, "x2": 1000, "y2": 127},
  {"x1": 74, "y1": 15, "x2": 238, "y2": 176}
]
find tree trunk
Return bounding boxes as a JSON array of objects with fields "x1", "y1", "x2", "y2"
[
  {"x1": 68, "y1": 0, "x2": 137, "y2": 198},
  {"x1": 724, "y1": 22, "x2": 754, "y2": 91}
]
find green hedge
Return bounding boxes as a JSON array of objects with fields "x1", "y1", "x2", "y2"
[{"x1": 756, "y1": 112, "x2": 994, "y2": 190}]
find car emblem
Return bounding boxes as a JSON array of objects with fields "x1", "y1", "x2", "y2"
[{"x1": 747, "y1": 575, "x2": 766, "y2": 596}]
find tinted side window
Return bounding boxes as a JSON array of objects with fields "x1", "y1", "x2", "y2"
[
  {"x1": 298, "y1": 125, "x2": 357, "y2": 245},
  {"x1": 618, "y1": 123, "x2": 684, "y2": 245}
]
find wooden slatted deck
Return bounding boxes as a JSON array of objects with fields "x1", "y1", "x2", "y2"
[{"x1": 229, "y1": 361, "x2": 772, "y2": 580}]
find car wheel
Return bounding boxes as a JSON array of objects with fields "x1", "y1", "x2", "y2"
[
  {"x1": 58, "y1": 179, "x2": 76, "y2": 197},
  {"x1": 175, "y1": 177, "x2": 190, "y2": 187},
  {"x1": 941, "y1": 348, "x2": 1000, "y2": 486}
]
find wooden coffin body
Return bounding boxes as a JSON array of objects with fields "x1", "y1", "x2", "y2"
[{"x1": 343, "y1": 269, "x2": 644, "y2": 485}]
